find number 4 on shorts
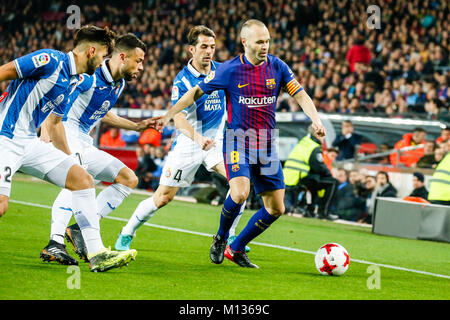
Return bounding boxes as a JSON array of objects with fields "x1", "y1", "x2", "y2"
[{"x1": 173, "y1": 169, "x2": 182, "y2": 182}]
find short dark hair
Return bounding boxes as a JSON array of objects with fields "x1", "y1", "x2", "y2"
[
  {"x1": 413, "y1": 127, "x2": 426, "y2": 133},
  {"x1": 376, "y1": 171, "x2": 389, "y2": 183},
  {"x1": 114, "y1": 33, "x2": 147, "y2": 54},
  {"x1": 343, "y1": 120, "x2": 353, "y2": 126},
  {"x1": 74, "y1": 25, "x2": 116, "y2": 55},
  {"x1": 187, "y1": 25, "x2": 215, "y2": 46}
]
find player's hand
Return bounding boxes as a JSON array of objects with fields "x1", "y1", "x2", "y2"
[
  {"x1": 199, "y1": 136, "x2": 216, "y2": 151},
  {"x1": 312, "y1": 121, "x2": 326, "y2": 137},
  {"x1": 139, "y1": 116, "x2": 164, "y2": 132}
]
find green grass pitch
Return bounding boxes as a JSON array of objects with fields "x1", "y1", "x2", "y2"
[{"x1": 0, "y1": 176, "x2": 449, "y2": 300}]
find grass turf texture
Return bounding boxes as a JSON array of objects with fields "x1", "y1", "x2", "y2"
[{"x1": 0, "y1": 176, "x2": 449, "y2": 300}]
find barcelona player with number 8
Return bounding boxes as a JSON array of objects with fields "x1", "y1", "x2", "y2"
[{"x1": 162, "y1": 19, "x2": 325, "y2": 268}]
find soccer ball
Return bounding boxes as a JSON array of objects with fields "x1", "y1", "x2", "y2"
[{"x1": 314, "y1": 243, "x2": 350, "y2": 276}]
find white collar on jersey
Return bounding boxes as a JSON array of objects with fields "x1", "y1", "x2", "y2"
[
  {"x1": 100, "y1": 59, "x2": 114, "y2": 83},
  {"x1": 187, "y1": 59, "x2": 216, "y2": 78},
  {"x1": 67, "y1": 51, "x2": 77, "y2": 76}
]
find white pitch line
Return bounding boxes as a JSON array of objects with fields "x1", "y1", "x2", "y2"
[{"x1": 9, "y1": 199, "x2": 450, "y2": 280}]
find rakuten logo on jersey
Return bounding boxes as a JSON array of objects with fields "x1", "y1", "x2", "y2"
[{"x1": 238, "y1": 96, "x2": 276, "y2": 108}]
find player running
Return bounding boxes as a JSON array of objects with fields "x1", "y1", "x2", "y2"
[
  {"x1": 0, "y1": 26, "x2": 140, "y2": 272},
  {"x1": 115, "y1": 26, "x2": 248, "y2": 252},
  {"x1": 161, "y1": 20, "x2": 325, "y2": 268},
  {"x1": 39, "y1": 33, "x2": 159, "y2": 266}
]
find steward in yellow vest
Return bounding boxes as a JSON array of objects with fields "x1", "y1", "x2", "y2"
[
  {"x1": 282, "y1": 126, "x2": 339, "y2": 220},
  {"x1": 428, "y1": 152, "x2": 450, "y2": 205}
]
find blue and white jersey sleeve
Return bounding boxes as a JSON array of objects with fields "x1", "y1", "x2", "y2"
[
  {"x1": 58, "y1": 74, "x2": 94, "y2": 119},
  {"x1": 197, "y1": 62, "x2": 231, "y2": 95},
  {"x1": 171, "y1": 76, "x2": 190, "y2": 114},
  {"x1": 13, "y1": 49, "x2": 60, "y2": 79}
]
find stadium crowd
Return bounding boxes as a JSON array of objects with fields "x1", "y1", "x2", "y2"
[
  {"x1": 0, "y1": 0, "x2": 448, "y2": 119},
  {"x1": 0, "y1": 0, "x2": 448, "y2": 222}
]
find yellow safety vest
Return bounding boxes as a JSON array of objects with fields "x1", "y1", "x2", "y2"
[
  {"x1": 428, "y1": 152, "x2": 450, "y2": 201},
  {"x1": 283, "y1": 136, "x2": 320, "y2": 186}
]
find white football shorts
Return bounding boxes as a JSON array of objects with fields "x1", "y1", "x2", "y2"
[
  {"x1": 0, "y1": 135, "x2": 77, "y2": 197},
  {"x1": 159, "y1": 135, "x2": 224, "y2": 188}
]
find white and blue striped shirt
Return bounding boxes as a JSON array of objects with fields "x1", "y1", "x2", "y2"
[
  {"x1": 62, "y1": 60, "x2": 126, "y2": 142},
  {"x1": 0, "y1": 49, "x2": 78, "y2": 139}
]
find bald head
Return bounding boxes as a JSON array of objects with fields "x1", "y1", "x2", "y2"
[
  {"x1": 240, "y1": 19, "x2": 270, "y2": 65},
  {"x1": 240, "y1": 19, "x2": 268, "y2": 39}
]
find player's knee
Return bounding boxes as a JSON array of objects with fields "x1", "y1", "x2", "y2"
[
  {"x1": 266, "y1": 204, "x2": 285, "y2": 217},
  {"x1": 230, "y1": 189, "x2": 249, "y2": 204},
  {"x1": 156, "y1": 192, "x2": 174, "y2": 208},
  {"x1": 116, "y1": 168, "x2": 138, "y2": 189},
  {"x1": 0, "y1": 199, "x2": 8, "y2": 217},
  {"x1": 68, "y1": 168, "x2": 94, "y2": 190},
  {"x1": 78, "y1": 172, "x2": 94, "y2": 190}
]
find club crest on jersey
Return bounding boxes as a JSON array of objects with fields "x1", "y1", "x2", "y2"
[
  {"x1": 171, "y1": 86, "x2": 179, "y2": 100},
  {"x1": 231, "y1": 164, "x2": 240, "y2": 172},
  {"x1": 204, "y1": 71, "x2": 215, "y2": 83},
  {"x1": 115, "y1": 83, "x2": 121, "y2": 95},
  {"x1": 32, "y1": 53, "x2": 50, "y2": 68},
  {"x1": 266, "y1": 78, "x2": 276, "y2": 89},
  {"x1": 165, "y1": 168, "x2": 171, "y2": 178}
]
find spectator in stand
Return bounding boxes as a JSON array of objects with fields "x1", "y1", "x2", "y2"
[
  {"x1": 150, "y1": 146, "x2": 167, "y2": 191},
  {"x1": 431, "y1": 146, "x2": 446, "y2": 168},
  {"x1": 409, "y1": 172, "x2": 429, "y2": 200},
  {"x1": 346, "y1": 35, "x2": 372, "y2": 73},
  {"x1": 135, "y1": 144, "x2": 157, "y2": 190},
  {"x1": 335, "y1": 168, "x2": 365, "y2": 221},
  {"x1": 365, "y1": 171, "x2": 397, "y2": 223},
  {"x1": 99, "y1": 127, "x2": 126, "y2": 148},
  {"x1": 139, "y1": 127, "x2": 162, "y2": 147},
  {"x1": 357, "y1": 175, "x2": 377, "y2": 224},
  {"x1": 332, "y1": 120, "x2": 363, "y2": 160},
  {"x1": 416, "y1": 140, "x2": 437, "y2": 168},
  {"x1": 323, "y1": 147, "x2": 339, "y2": 172},
  {"x1": 377, "y1": 143, "x2": 391, "y2": 165},
  {"x1": 374, "y1": 171, "x2": 397, "y2": 198},
  {"x1": 436, "y1": 127, "x2": 450, "y2": 144},
  {"x1": 389, "y1": 127, "x2": 426, "y2": 167}
]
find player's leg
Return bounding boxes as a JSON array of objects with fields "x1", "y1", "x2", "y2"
[
  {"x1": 23, "y1": 139, "x2": 136, "y2": 271},
  {"x1": 210, "y1": 161, "x2": 247, "y2": 240},
  {"x1": 115, "y1": 147, "x2": 200, "y2": 250},
  {"x1": 0, "y1": 195, "x2": 8, "y2": 217},
  {"x1": 0, "y1": 136, "x2": 25, "y2": 217},
  {"x1": 224, "y1": 161, "x2": 285, "y2": 268},
  {"x1": 96, "y1": 166, "x2": 138, "y2": 219},
  {"x1": 116, "y1": 184, "x2": 179, "y2": 250},
  {"x1": 86, "y1": 147, "x2": 138, "y2": 220},
  {"x1": 210, "y1": 175, "x2": 251, "y2": 264}
]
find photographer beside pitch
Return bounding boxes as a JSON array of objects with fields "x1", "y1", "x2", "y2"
[{"x1": 160, "y1": 19, "x2": 325, "y2": 268}]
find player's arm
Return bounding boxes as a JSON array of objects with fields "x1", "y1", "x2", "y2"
[
  {"x1": 43, "y1": 114, "x2": 71, "y2": 155},
  {"x1": 0, "y1": 61, "x2": 19, "y2": 82},
  {"x1": 292, "y1": 90, "x2": 325, "y2": 137},
  {"x1": 173, "y1": 112, "x2": 215, "y2": 151},
  {"x1": 101, "y1": 111, "x2": 162, "y2": 132},
  {"x1": 162, "y1": 85, "x2": 205, "y2": 126}
]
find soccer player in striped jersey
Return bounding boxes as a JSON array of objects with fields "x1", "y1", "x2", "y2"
[
  {"x1": 39, "y1": 34, "x2": 159, "y2": 265},
  {"x1": 161, "y1": 19, "x2": 325, "y2": 268},
  {"x1": 115, "y1": 26, "x2": 249, "y2": 253},
  {"x1": 0, "y1": 26, "x2": 141, "y2": 272}
]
